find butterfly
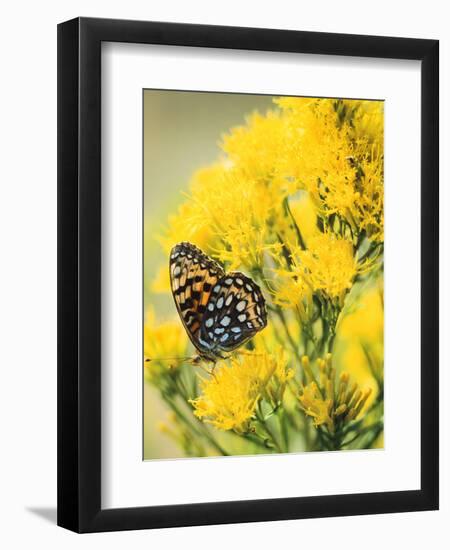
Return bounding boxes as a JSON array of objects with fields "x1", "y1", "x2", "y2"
[{"x1": 169, "y1": 242, "x2": 267, "y2": 362}]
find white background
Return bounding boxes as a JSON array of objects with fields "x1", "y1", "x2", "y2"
[
  {"x1": 102, "y1": 43, "x2": 421, "y2": 508},
  {"x1": 0, "y1": 0, "x2": 448, "y2": 548}
]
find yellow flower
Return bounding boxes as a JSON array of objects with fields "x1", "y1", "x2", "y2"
[
  {"x1": 143, "y1": 307, "x2": 188, "y2": 382},
  {"x1": 264, "y1": 348, "x2": 294, "y2": 405},
  {"x1": 187, "y1": 163, "x2": 274, "y2": 270},
  {"x1": 190, "y1": 351, "x2": 293, "y2": 433},
  {"x1": 221, "y1": 110, "x2": 286, "y2": 183},
  {"x1": 275, "y1": 97, "x2": 356, "y2": 209},
  {"x1": 337, "y1": 279, "x2": 384, "y2": 391},
  {"x1": 158, "y1": 200, "x2": 216, "y2": 256},
  {"x1": 271, "y1": 265, "x2": 313, "y2": 320},
  {"x1": 351, "y1": 100, "x2": 384, "y2": 149},
  {"x1": 299, "y1": 354, "x2": 372, "y2": 434},
  {"x1": 299, "y1": 381, "x2": 334, "y2": 431},
  {"x1": 268, "y1": 192, "x2": 319, "y2": 264},
  {"x1": 273, "y1": 97, "x2": 384, "y2": 243},
  {"x1": 353, "y1": 145, "x2": 384, "y2": 242},
  {"x1": 150, "y1": 264, "x2": 171, "y2": 293},
  {"x1": 157, "y1": 411, "x2": 179, "y2": 438},
  {"x1": 287, "y1": 192, "x2": 319, "y2": 245},
  {"x1": 295, "y1": 232, "x2": 358, "y2": 303}
]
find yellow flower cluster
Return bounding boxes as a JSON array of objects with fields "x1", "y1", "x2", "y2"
[
  {"x1": 160, "y1": 162, "x2": 274, "y2": 270},
  {"x1": 299, "y1": 354, "x2": 372, "y2": 434},
  {"x1": 272, "y1": 264, "x2": 313, "y2": 320},
  {"x1": 221, "y1": 110, "x2": 287, "y2": 185},
  {"x1": 158, "y1": 189, "x2": 216, "y2": 256},
  {"x1": 143, "y1": 307, "x2": 189, "y2": 383},
  {"x1": 275, "y1": 97, "x2": 384, "y2": 243},
  {"x1": 156, "y1": 96, "x2": 383, "y2": 286},
  {"x1": 191, "y1": 165, "x2": 274, "y2": 270},
  {"x1": 272, "y1": 230, "x2": 363, "y2": 314},
  {"x1": 190, "y1": 351, "x2": 293, "y2": 433},
  {"x1": 296, "y1": 233, "x2": 358, "y2": 302}
]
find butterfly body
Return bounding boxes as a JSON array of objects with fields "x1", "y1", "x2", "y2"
[{"x1": 169, "y1": 242, "x2": 267, "y2": 362}]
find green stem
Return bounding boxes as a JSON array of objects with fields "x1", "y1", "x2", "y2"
[
  {"x1": 276, "y1": 407, "x2": 289, "y2": 452},
  {"x1": 256, "y1": 403, "x2": 284, "y2": 453},
  {"x1": 254, "y1": 264, "x2": 301, "y2": 361},
  {"x1": 358, "y1": 242, "x2": 382, "y2": 264},
  {"x1": 341, "y1": 421, "x2": 384, "y2": 448},
  {"x1": 284, "y1": 196, "x2": 306, "y2": 250},
  {"x1": 165, "y1": 379, "x2": 229, "y2": 456},
  {"x1": 362, "y1": 423, "x2": 384, "y2": 449},
  {"x1": 274, "y1": 307, "x2": 300, "y2": 360},
  {"x1": 315, "y1": 426, "x2": 332, "y2": 451},
  {"x1": 241, "y1": 431, "x2": 276, "y2": 451}
]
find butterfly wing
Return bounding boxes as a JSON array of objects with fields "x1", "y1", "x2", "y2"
[
  {"x1": 169, "y1": 242, "x2": 225, "y2": 355},
  {"x1": 199, "y1": 271, "x2": 267, "y2": 354}
]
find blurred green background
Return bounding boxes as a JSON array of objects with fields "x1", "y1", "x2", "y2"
[{"x1": 143, "y1": 90, "x2": 274, "y2": 459}]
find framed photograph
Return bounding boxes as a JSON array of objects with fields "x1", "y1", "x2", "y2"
[{"x1": 57, "y1": 17, "x2": 439, "y2": 532}]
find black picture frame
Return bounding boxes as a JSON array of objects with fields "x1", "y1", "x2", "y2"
[{"x1": 57, "y1": 16, "x2": 439, "y2": 533}]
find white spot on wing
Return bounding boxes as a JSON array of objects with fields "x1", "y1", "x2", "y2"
[
  {"x1": 208, "y1": 303, "x2": 214, "y2": 312},
  {"x1": 236, "y1": 300, "x2": 246, "y2": 312},
  {"x1": 238, "y1": 313, "x2": 247, "y2": 322},
  {"x1": 205, "y1": 318, "x2": 213, "y2": 328},
  {"x1": 220, "y1": 316, "x2": 231, "y2": 327},
  {"x1": 198, "y1": 337, "x2": 211, "y2": 349},
  {"x1": 217, "y1": 297, "x2": 224, "y2": 309},
  {"x1": 225, "y1": 294, "x2": 233, "y2": 306},
  {"x1": 220, "y1": 333, "x2": 229, "y2": 342}
]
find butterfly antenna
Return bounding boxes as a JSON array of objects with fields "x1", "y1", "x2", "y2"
[{"x1": 144, "y1": 355, "x2": 199, "y2": 365}]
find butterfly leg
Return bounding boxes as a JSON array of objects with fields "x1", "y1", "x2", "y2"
[
  {"x1": 192, "y1": 355, "x2": 221, "y2": 380},
  {"x1": 209, "y1": 361, "x2": 219, "y2": 381},
  {"x1": 195, "y1": 360, "x2": 216, "y2": 378}
]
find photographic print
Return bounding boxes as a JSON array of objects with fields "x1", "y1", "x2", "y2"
[{"x1": 143, "y1": 90, "x2": 384, "y2": 460}]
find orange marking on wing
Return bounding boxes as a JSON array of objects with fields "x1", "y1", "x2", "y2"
[
  {"x1": 200, "y1": 291, "x2": 211, "y2": 306},
  {"x1": 179, "y1": 269, "x2": 187, "y2": 287},
  {"x1": 193, "y1": 281, "x2": 202, "y2": 292},
  {"x1": 190, "y1": 321, "x2": 200, "y2": 334}
]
